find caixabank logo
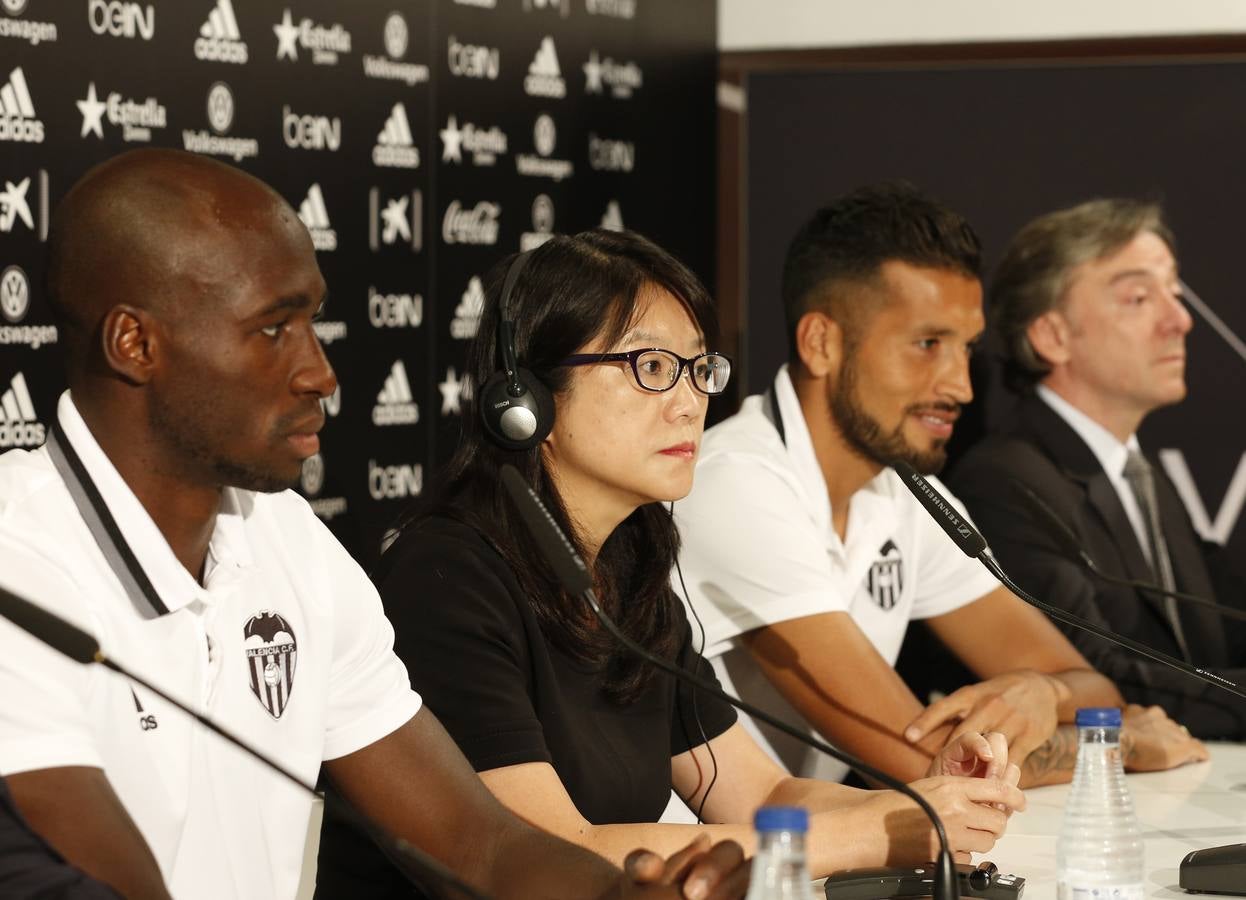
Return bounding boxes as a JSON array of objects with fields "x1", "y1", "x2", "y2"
[
  {"x1": 0, "y1": 371, "x2": 46, "y2": 448},
  {"x1": 0, "y1": 67, "x2": 45, "y2": 143},
  {"x1": 363, "y1": 12, "x2": 428, "y2": 86},
  {"x1": 369, "y1": 188, "x2": 422, "y2": 252},
  {"x1": 1, "y1": 1, "x2": 57, "y2": 46},
  {"x1": 0, "y1": 170, "x2": 48, "y2": 240},
  {"x1": 195, "y1": 0, "x2": 248, "y2": 63}
]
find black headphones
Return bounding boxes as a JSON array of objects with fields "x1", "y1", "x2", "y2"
[{"x1": 478, "y1": 250, "x2": 555, "y2": 451}]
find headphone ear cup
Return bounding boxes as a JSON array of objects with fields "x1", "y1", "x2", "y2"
[{"x1": 479, "y1": 367, "x2": 554, "y2": 451}]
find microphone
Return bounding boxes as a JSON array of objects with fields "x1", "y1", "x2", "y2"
[
  {"x1": 892, "y1": 461, "x2": 1246, "y2": 703},
  {"x1": 0, "y1": 583, "x2": 488, "y2": 900},
  {"x1": 1008, "y1": 479, "x2": 1246, "y2": 623},
  {"x1": 498, "y1": 464, "x2": 962, "y2": 900}
]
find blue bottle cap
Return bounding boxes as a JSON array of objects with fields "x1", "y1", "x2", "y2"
[
  {"x1": 754, "y1": 806, "x2": 809, "y2": 832},
  {"x1": 1075, "y1": 707, "x2": 1123, "y2": 727}
]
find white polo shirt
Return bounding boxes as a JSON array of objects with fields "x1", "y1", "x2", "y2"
[
  {"x1": 675, "y1": 366, "x2": 999, "y2": 782},
  {"x1": 0, "y1": 394, "x2": 422, "y2": 900}
]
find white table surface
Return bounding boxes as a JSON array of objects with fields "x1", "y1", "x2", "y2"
[{"x1": 979, "y1": 741, "x2": 1246, "y2": 898}]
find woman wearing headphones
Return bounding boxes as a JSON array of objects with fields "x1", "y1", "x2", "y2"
[{"x1": 316, "y1": 230, "x2": 1024, "y2": 896}]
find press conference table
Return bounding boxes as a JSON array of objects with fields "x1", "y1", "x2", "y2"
[
  {"x1": 980, "y1": 741, "x2": 1246, "y2": 898},
  {"x1": 294, "y1": 744, "x2": 1246, "y2": 899}
]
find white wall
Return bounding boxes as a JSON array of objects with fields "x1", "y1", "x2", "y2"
[{"x1": 719, "y1": 0, "x2": 1246, "y2": 51}]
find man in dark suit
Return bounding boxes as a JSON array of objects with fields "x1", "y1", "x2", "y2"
[{"x1": 951, "y1": 198, "x2": 1246, "y2": 739}]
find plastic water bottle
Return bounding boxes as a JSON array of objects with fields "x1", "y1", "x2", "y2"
[
  {"x1": 1056, "y1": 707, "x2": 1145, "y2": 899},
  {"x1": 744, "y1": 806, "x2": 815, "y2": 900}
]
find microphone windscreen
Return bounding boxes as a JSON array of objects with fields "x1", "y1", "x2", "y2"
[
  {"x1": 893, "y1": 460, "x2": 988, "y2": 558},
  {"x1": 499, "y1": 464, "x2": 594, "y2": 596},
  {"x1": 0, "y1": 583, "x2": 99, "y2": 664}
]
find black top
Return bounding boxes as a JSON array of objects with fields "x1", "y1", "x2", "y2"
[
  {"x1": 950, "y1": 395, "x2": 1246, "y2": 739},
  {"x1": 315, "y1": 515, "x2": 737, "y2": 899},
  {"x1": 0, "y1": 777, "x2": 120, "y2": 899}
]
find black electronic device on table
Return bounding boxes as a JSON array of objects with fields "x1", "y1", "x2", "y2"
[
  {"x1": 1181, "y1": 843, "x2": 1246, "y2": 894},
  {"x1": 823, "y1": 861, "x2": 1023, "y2": 900}
]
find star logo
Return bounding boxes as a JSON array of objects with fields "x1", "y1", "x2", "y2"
[
  {"x1": 0, "y1": 178, "x2": 32, "y2": 232},
  {"x1": 583, "y1": 51, "x2": 604, "y2": 93},
  {"x1": 440, "y1": 115, "x2": 463, "y2": 163},
  {"x1": 439, "y1": 366, "x2": 470, "y2": 415},
  {"x1": 77, "y1": 83, "x2": 108, "y2": 139},
  {"x1": 274, "y1": 9, "x2": 299, "y2": 61},
  {"x1": 381, "y1": 196, "x2": 411, "y2": 244}
]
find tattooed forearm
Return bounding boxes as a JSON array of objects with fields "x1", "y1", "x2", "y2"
[{"x1": 1019, "y1": 724, "x2": 1078, "y2": 787}]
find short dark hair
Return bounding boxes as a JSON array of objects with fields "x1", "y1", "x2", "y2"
[
  {"x1": 780, "y1": 181, "x2": 982, "y2": 360},
  {"x1": 394, "y1": 228, "x2": 718, "y2": 704},
  {"x1": 992, "y1": 198, "x2": 1174, "y2": 390}
]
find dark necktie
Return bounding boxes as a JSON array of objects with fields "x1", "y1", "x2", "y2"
[{"x1": 1122, "y1": 449, "x2": 1191, "y2": 662}]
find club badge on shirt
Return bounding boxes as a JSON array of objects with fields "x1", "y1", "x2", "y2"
[
  {"x1": 243, "y1": 611, "x2": 298, "y2": 719},
  {"x1": 866, "y1": 539, "x2": 904, "y2": 611}
]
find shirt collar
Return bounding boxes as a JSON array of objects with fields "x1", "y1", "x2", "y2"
[
  {"x1": 56, "y1": 392, "x2": 253, "y2": 614},
  {"x1": 1036, "y1": 384, "x2": 1141, "y2": 479},
  {"x1": 771, "y1": 366, "x2": 895, "y2": 541}
]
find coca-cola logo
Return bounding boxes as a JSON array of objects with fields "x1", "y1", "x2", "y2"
[{"x1": 442, "y1": 200, "x2": 500, "y2": 246}]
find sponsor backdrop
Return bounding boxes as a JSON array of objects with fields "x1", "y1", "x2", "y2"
[{"x1": 0, "y1": 0, "x2": 715, "y2": 564}]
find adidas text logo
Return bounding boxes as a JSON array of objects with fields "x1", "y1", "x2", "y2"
[
  {"x1": 442, "y1": 200, "x2": 500, "y2": 246},
  {"x1": 448, "y1": 35, "x2": 499, "y2": 80},
  {"x1": 89, "y1": 0, "x2": 154, "y2": 40},
  {"x1": 368, "y1": 459, "x2": 423, "y2": 500},
  {"x1": 0, "y1": 68, "x2": 44, "y2": 143},
  {"x1": 373, "y1": 103, "x2": 419, "y2": 169},
  {"x1": 0, "y1": 371, "x2": 45, "y2": 447},
  {"x1": 283, "y1": 105, "x2": 340, "y2": 151},
  {"x1": 450, "y1": 276, "x2": 485, "y2": 339},
  {"x1": 368, "y1": 287, "x2": 423, "y2": 329},
  {"x1": 363, "y1": 12, "x2": 429, "y2": 86},
  {"x1": 373, "y1": 361, "x2": 419, "y2": 426},
  {"x1": 274, "y1": 9, "x2": 350, "y2": 65},
  {"x1": 589, "y1": 133, "x2": 634, "y2": 172},
  {"x1": 297, "y1": 184, "x2": 337, "y2": 252},
  {"x1": 524, "y1": 36, "x2": 565, "y2": 98},
  {"x1": 195, "y1": 0, "x2": 247, "y2": 63}
]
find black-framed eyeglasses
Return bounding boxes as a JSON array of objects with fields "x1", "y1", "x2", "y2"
[{"x1": 558, "y1": 348, "x2": 733, "y2": 395}]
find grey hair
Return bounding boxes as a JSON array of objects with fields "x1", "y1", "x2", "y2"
[{"x1": 992, "y1": 198, "x2": 1174, "y2": 389}]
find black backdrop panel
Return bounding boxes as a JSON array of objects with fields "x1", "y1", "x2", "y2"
[
  {"x1": 746, "y1": 61, "x2": 1246, "y2": 559},
  {"x1": 0, "y1": 0, "x2": 715, "y2": 566}
]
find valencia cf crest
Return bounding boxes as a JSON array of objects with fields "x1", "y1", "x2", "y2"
[
  {"x1": 866, "y1": 539, "x2": 904, "y2": 611},
  {"x1": 243, "y1": 611, "x2": 298, "y2": 719}
]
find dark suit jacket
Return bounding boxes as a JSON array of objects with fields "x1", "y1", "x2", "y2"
[{"x1": 949, "y1": 394, "x2": 1246, "y2": 739}]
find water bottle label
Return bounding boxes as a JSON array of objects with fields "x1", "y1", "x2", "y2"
[{"x1": 1057, "y1": 882, "x2": 1144, "y2": 900}]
